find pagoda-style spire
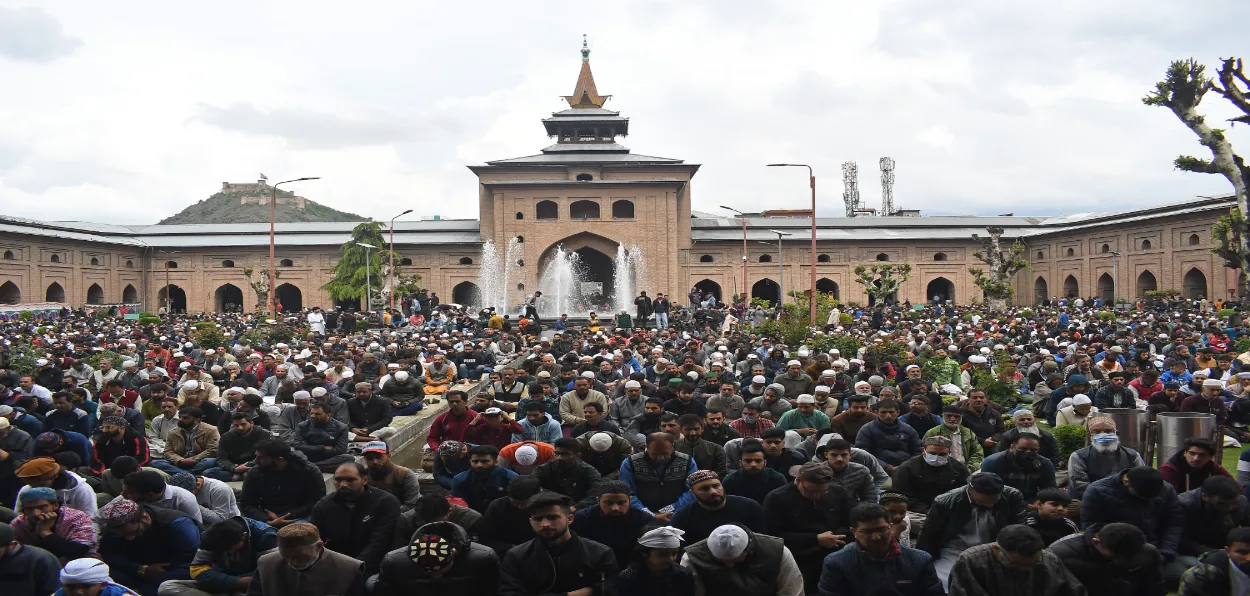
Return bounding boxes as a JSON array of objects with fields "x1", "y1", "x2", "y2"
[{"x1": 563, "y1": 35, "x2": 610, "y2": 109}]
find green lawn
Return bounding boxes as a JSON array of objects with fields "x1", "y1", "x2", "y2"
[{"x1": 1224, "y1": 444, "x2": 1245, "y2": 472}]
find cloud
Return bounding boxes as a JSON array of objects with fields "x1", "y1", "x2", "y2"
[
  {"x1": 0, "y1": 7, "x2": 81, "y2": 63},
  {"x1": 190, "y1": 103, "x2": 463, "y2": 149}
]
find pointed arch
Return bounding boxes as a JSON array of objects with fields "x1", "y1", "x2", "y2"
[
  {"x1": 45, "y1": 282, "x2": 65, "y2": 303},
  {"x1": 453, "y1": 281, "x2": 482, "y2": 307},
  {"x1": 122, "y1": 284, "x2": 138, "y2": 303},
  {"x1": 86, "y1": 283, "x2": 104, "y2": 305},
  {"x1": 1034, "y1": 276, "x2": 1048, "y2": 303},
  {"x1": 1183, "y1": 268, "x2": 1208, "y2": 299},
  {"x1": 815, "y1": 278, "x2": 838, "y2": 299},
  {"x1": 274, "y1": 283, "x2": 303, "y2": 312},
  {"x1": 1063, "y1": 275, "x2": 1079, "y2": 298},
  {"x1": 926, "y1": 277, "x2": 955, "y2": 304},
  {"x1": 1098, "y1": 273, "x2": 1114, "y2": 302},
  {"x1": 1136, "y1": 271, "x2": 1158, "y2": 297},
  {"x1": 214, "y1": 283, "x2": 244, "y2": 313},
  {"x1": 0, "y1": 281, "x2": 19, "y2": 304},
  {"x1": 694, "y1": 279, "x2": 722, "y2": 302},
  {"x1": 751, "y1": 279, "x2": 780, "y2": 306},
  {"x1": 157, "y1": 285, "x2": 186, "y2": 313}
]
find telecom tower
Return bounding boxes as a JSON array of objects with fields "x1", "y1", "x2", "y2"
[
  {"x1": 879, "y1": 157, "x2": 896, "y2": 216},
  {"x1": 841, "y1": 161, "x2": 860, "y2": 217}
]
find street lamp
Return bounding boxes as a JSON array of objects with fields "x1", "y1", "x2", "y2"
[
  {"x1": 768, "y1": 164, "x2": 817, "y2": 325},
  {"x1": 1109, "y1": 250, "x2": 1122, "y2": 306},
  {"x1": 268, "y1": 177, "x2": 320, "y2": 314},
  {"x1": 159, "y1": 250, "x2": 180, "y2": 314},
  {"x1": 389, "y1": 209, "x2": 413, "y2": 310},
  {"x1": 357, "y1": 242, "x2": 378, "y2": 313},
  {"x1": 763, "y1": 229, "x2": 792, "y2": 305},
  {"x1": 720, "y1": 206, "x2": 749, "y2": 303}
]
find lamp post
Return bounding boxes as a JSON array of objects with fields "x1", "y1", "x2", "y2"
[
  {"x1": 389, "y1": 209, "x2": 414, "y2": 310},
  {"x1": 268, "y1": 177, "x2": 320, "y2": 314},
  {"x1": 720, "y1": 206, "x2": 749, "y2": 304},
  {"x1": 763, "y1": 229, "x2": 792, "y2": 305},
  {"x1": 160, "y1": 250, "x2": 180, "y2": 313},
  {"x1": 767, "y1": 164, "x2": 817, "y2": 325},
  {"x1": 1109, "y1": 250, "x2": 1122, "y2": 306},
  {"x1": 357, "y1": 242, "x2": 378, "y2": 313}
]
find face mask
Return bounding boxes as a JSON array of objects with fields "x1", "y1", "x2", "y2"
[
  {"x1": 923, "y1": 453, "x2": 948, "y2": 467},
  {"x1": 1014, "y1": 451, "x2": 1038, "y2": 463},
  {"x1": 1091, "y1": 432, "x2": 1118, "y2": 447}
]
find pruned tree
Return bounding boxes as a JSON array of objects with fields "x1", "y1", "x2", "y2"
[
  {"x1": 969, "y1": 226, "x2": 1028, "y2": 311},
  {"x1": 853, "y1": 264, "x2": 912, "y2": 305},
  {"x1": 322, "y1": 222, "x2": 403, "y2": 310},
  {"x1": 1145, "y1": 57, "x2": 1250, "y2": 298},
  {"x1": 242, "y1": 267, "x2": 279, "y2": 313}
]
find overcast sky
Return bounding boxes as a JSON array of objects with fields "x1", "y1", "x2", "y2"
[{"x1": 1, "y1": 1, "x2": 1246, "y2": 225}]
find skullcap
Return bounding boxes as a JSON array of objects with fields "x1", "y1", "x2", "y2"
[
  {"x1": 96, "y1": 498, "x2": 143, "y2": 525},
  {"x1": 924, "y1": 436, "x2": 954, "y2": 449},
  {"x1": 1203, "y1": 378, "x2": 1225, "y2": 388},
  {"x1": 167, "y1": 472, "x2": 196, "y2": 493},
  {"x1": 624, "y1": 380, "x2": 641, "y2": 389},
  {"x1": 409, "y1": 534, "x2": 456, "y2": 571},
  {"x1": 706, "y1": 525, "x2": 750, "y2": 560},
  {"x1": 438, "y1": 441, "x2": 464, "y2": 457},
  {"x1": 59, "y1": 558, "x2": 113, "y2": 586},
  {"x1": 786, "y1": 360, "x2": 801, "y2": 367},
  {"x1": 687, "y1": 470, "x2": 719, "y2": 487},
  {"x1": 638, "y1": 526, "x2": 686, "y2": 549},
  {"x1": 1072, "y1": 394, "x2": 1092, "y2": 406},
  {"x1": 515, "y1": 445, "x2": 538, "y2": 466},
  {"x1": 293, "y1": 390, "x2": 311, "y2": 401},
  {"x1": 795, "y1": 394, "x2": 815, "y2": 404},
  {"x1": 589, "y1": 432, "x2": 614, "y2": 452},
  {"x1": 17, "y1": 486, "x2": 57, "y2": 504},
  {"x1": 100, "y1": 416, "x2": 128, "y2": 428},
  {"x1": 34, "y1": 432, "x2": 64, "y2": 453}
]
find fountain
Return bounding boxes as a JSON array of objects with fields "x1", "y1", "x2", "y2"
[
  {"x1": 476, "y1": 239, "x2": 645, "y2": 318},
  {"x1": 475, "y1": 237, "x2": 525, "y2": 314},
  {"x1": 537, "y1": 246, "x2": 585, "y2": 317},
  {"x1": 612, "y1": 244, "x2": 646, "y2": 315}
]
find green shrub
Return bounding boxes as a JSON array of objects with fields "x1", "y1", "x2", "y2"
[
  {"x1": 1096, "y1": 311, "x2": 1115, "y2": 322},
  {"x1": 17, "y1": 311, "x2": 32, "y2": 322},
  {"x1": 1236, "y1": 337, "x2": 1250, "y2": 354},
  {"x1": 138, "y1": 316, "x2": 161, "y2": 325},
  {"x1": 87, "y1": 350, "x2": 126, "y2": 371},
  {"x1": 838, "y1": 313, "x2": 853, "y2": 325},
  {"x1": 193, "y1": 322, "x2": 216, "y2": 330},
  {"x1": 357, "y1": 320, "x2": 372, "y2": 331},
  {"x1": 1020, "y1": 309, "x2": 1033, "y2": 318},
  {"x1": 92, "y1": 310, "x2": 110, "y2": 320},
  {"x1": 193, "y1": 327, "x2": 227, "y2": 350},
  {"x1": 1051, "y1": 424, "x2": 1087, "y2": 468},
  {"x1": 139, "y1": 311, "x2": 156, "y2": 317},
  {"x1": 1220, "y1": 309, "x2": 1236, "y2": 318},
  {"x1": 941, "y1": 394, "x2": 960, "y2": 406},
  {"x1": 265, "y1": 324, "x2": 296, "y2": 345}
]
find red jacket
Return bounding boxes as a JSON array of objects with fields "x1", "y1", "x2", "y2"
[
  {"x1": 427, "y1": 409, "x2": 480, "y2": 450},
  {"x1": 1159, "y1": 453, "x2": 1233, "y2": 493},
  {"x1": 101, "y1": 389, "x2": 140, "y2": 409},
  {"x1": 462, "y1": 418, "x2": 525, "y2": 450}
]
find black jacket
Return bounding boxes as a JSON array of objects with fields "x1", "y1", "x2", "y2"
[
  {"x1": 1080, "y1": 471, "x2": 1184, "y2": 557},
  {"x1": 1049, "y1": 528, "x2": 1165, "y2": 596},
  {"x1": 891, "y1": 456, "x2": 970, "y2": 512},
  {"x1": 478, "y1": 496, "x2": 537, "y2": 557},
  {"x1": 375, "y1": 521, "x2": 499, "y2": 596},
  {"x1": 239, "y1": 455, "x2": 327, "y2": 521},
  {"x1": 1177, "y1": 487, "x2": 1250, "y2": 555},
  {"x1": 533, "y1": 460, "x2": 603, "y2": 508},
  {"x1": 311, "y1": 486, "x2": 400, "y2": 575},
  {"x1": 761, "y1": 483, "x2": 853, "y2": 562},
  {"x1": 572, "y1": 505, "x2": 654, "y2": 569},
  {"x1": 500, "y1": 535, "x2": 619, "y2": 596},
  {"x1": 915, "y1": 484, "x2": 1026, "y2": 557},
  {"x1": 348, "y1": 396, "x2": 394, "y2": 433}
]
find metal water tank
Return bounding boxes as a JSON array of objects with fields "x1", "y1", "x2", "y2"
[
  {"x1": 1099, "y1": 408, "x2": 1149, "y2": 455},
  {"x1": 1155, "y1": 412, "x2": 1217, "y2": 465}
]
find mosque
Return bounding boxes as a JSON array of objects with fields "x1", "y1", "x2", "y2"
[{"x1": 0, "y1": 43, "x2": 1235, "y2": 314}]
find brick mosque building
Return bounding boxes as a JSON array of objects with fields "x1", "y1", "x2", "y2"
[{"x1": 0, "y1": 43, "x2": 1237, "y2": 314}]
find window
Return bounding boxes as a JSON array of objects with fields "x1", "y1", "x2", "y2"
[
  {"x1": 817, "y1": 254, "x2": 831, "y2": 263},
  {"x1": 515, "y1": 212, "x2": 524, "y2": 220},
  {"x1": 570, "y1": 200, "x2": 600, "y2": 219},
  {"x1": 1189, "y1": 234, "x2": 1201, "y2": 246},
  {"x1": 166, "y1": 260, "x2": 178, "y2": 269},
  {"x1": 221, "y1": 260, "x2": 235, "y2": 268},
  {"x1": 400, "y1": 258, "x2": 413, "y2": 266},
  {"x1": 876, "y1": 253, "x2": 889, "y2": 262},
  {"x1": 517, "y1": 283, "x2": 525, "y2": 291},
  {"x1": 1141, "y1": 239, "x2": 1152, "y2": 250},
  {"x1": 1, "y1": 250, "x2": 12, "y2": 259},
  {"x1": 933, "y1": 253, "x2": 947, "y2": 262},
  {"x1": 459, "y1": 257, "x2": 474, "y2": 265},
  {"x1": 1036, "y1": 251, "x2": 1044, "y2": 260},
  {"x1": 699, "y1": 255, "x2": 714, "y2": 263},
  {"x1": 1100, "y1": 244, "x2": 1110, "y2": 253},
  {"x1": 124, "y1": 260, "x2": 134, "y2": 268},
  {"x1": 759, "y1": 254, "x2": 773, "y2": 263},
  {"x1": 576, "y1": 173, "x2": 593, "y2": 181},
  {"x1": 1066, "y1": 248, "x2": 1075, "y2": 257},
  {"x1": 612, "y1": 200, "x2": 635, "y2": 219},
  {"x1": 515, "y1": 236, "x2": 525, "y2": 243},
  {"x1": 536, "y1": 200, "x2": 558, "y2": 220},
  {"x1": 50, "y1": 254, "x2": 60, "y2": 263},
  {"x1": 279, "y1": 259, "x2": 294, "y2": 267},
  {"x1": 89, "y1": 257, "x2": 100, "y2": 266}
]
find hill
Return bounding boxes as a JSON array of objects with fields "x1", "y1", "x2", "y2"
[{"x1": 158, "y1": 182, "x2": 367, "y2": 225}]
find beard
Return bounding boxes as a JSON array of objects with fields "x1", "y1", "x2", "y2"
[
  {"x1": 698, "y1": 494, "x2": 725, "y2": 508},
  {"x1": 1018, "y1": 426, "x2": 1041, "y2": 436},
  {"x1": 1093, "y1": 440, "x2": 1120, "y2": 453}
]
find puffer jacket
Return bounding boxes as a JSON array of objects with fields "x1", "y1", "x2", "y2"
[
  {"x1": 375, "y1": 521, "x2": 499, "y2": 596},
  {"x1": 1049, "y1": 529, "x2": 1165, "y2": 596},
  {"x1": 854, "y1": 419, "x2": 922, "y2": 466},
  {"x1": 499, "y1": 535, "x2": 618, "y2": 596},
  {"x1": 1080, "y1": 471, "x2": 1184, "y2": 556},
  {"x1": 915, "y1": 484, "x2": 1026, "y2": 557},
  {"x1": 775, "y1": 372, "x2": 814, "y2": 399},
  {"x1": 1177, "y1": 487, "x2": 1250, "y2": 555},
  {"x1": 818, "y1": 541, "x2": 943, "y2": 596}
]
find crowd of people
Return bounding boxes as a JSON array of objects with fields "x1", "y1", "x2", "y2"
[{"x1": 0, "y1": 292, "x2": 1247, "y2": 595}]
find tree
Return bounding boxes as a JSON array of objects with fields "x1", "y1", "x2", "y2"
[
  {"x1": 969, "y1": 227, "x2": 1028, "y2": 311},
  {"x1": 852, "y1": 264, "x2": 912, "y2": 305},
  {"x1": 242, "y1": 267, "x2": 278, "y2": 313},
  {"x1": 322, "y1": 222, "x2": 403, "y2": 310},
  {"x1": 1145, "y1": 57, "x2": 1250, "y2": 298}
]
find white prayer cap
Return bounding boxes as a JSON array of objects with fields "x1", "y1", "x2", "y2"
[
  {"x1": 786, "y1": 360, "x2": 801, "y2": 367},
  {"x1": 34, "y1": 358, "x2": 48, "y2": 366},
  {"x1": 387, "y1": 363, "x2": 400, "y2": 369},
  {"x1": 311, "y1": 387, "x2": 328, "y2": 397},
  {"x1": 752, "y1": 375, "x2": 766, "y2": 384},
  {"x1": 179, "y1": 362, "x2": 191, "y2": 370},
  {"x1": 625, "y1": 380, "x2": 641, "y2": 389},
  {"x1": 980, "y1": 347, "x2": 991, "y2": 354},
  {"x1": 821, "y1": 369, "x2": 836, "y2": 377},
  {"x1": 815, "y1": 385, "x2": 830, "y2": 393},
  {"x1": 796, "y1": 394, "x2": 815, "y2": 404},
  {"x1": 173, "y1": 352, "x2": 184, "y2": 358},
  {"x1": 707, "y1": 525, "x2": 750, "y2": 560},
  {"x1": 1203, "y1": 378, "x2": 1225, "y2": 388},
  {"x1": 395, "y1": 371, "x2": 409, "y2": 382},
  {"x1": 121, "y1": 360, "x2": 136, "y2": 368},
  {"x1": 968, "y1": 355, "x2": 988, "y2": 364},
  {"x1": 581, "y1": 371, "x2": 596, "y2": 379},
  {"x1": 638, "y1": 526, "x2": 686, "y2": 549},
  {"x1": 60, "y1": 558, "x2": 113, "y2": 585},
  {"x1": 515, "y1": 445, "x2": 538, "y2": 466},
  {"x1": 1072, "y1": 394, "x2": 1092, "y2": 406},
  {"x1": 293, "y1": 391, "x2": 311, "y2": 401},
  {"x1": 589, "y1": 432, "x2": 614, "y2": 452},
  {"x1": 183, "y1": 380, "x2": 199, "y2": 390}
]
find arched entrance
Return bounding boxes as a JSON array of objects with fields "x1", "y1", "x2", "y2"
[
  {"x1": 926, "y1": 277, "x2": 955, "y2": 304},
  {"x1": 866, "y1": 280, "x2": 898, "y2": 307},
  {"x1": 274, "y1": 284, "x2": 302, "y2": 312},
  {"x1": 694, "y1": 279, "x2": 722, "y2": 303},
  {"x1": 157, "y1": 285, "x2": 186, "y2": 313},
  {"x1": 1136, "y1": 271, "x2": 1158, "y2": 298},
  {"x1": 0, "y1": 281, "x2": 19, "y2": 304},
  {"x1": 214, "y1": 283, "x2": 244, "y2": 313},
  {"x1": 1063, "y1": 275, "x2": 1079, "y2": 299},
  {"x1": 1098, "y1": 273, "x2": 1114, "y2": 302},
  {"x1": 453, "y1": 281, "x2": 482, "y2": 307},
  {"x1": 86, "y1": 283, "x2": 104, "y2": 305},
  {"x1": 537, "y1": 231, "x2": 627, "y2": 314},
  {"x1": 122, "y1": 284, "x2": 138, "y2": 303},
  {"x1": 1183, "y1": 268, "x2": 1208, "y2": 299},
  {"x1": 46, "y1": 282, "x2": 65, "y2": 303},
  {"x1": 1034, "y1": 277, "x2": 1048, "y2": 303},
  {"x1": 751, "y1": 279, "x2": 780, "y2": 306},
  {"x1": 815, "y1": 278, "x2": 839, "y2": 300}
]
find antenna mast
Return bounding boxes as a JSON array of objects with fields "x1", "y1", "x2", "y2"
[
  {"x1": 879, "y1": 157, "x2": 896, "y2": 216},
  {"x1": 841, "y1": 161, "x2": 859, "y2": 218}
]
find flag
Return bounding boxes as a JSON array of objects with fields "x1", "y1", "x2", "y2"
[{"x1": 259, "y1": 173, "x2": 268, "y2": 180}]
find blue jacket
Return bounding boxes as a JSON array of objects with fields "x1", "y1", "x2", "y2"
[
  {"x1": 818, "y1": 543, "x2": 944, "y2": 596},
  {"x1": 43, "y1": 408, "x2": 90, "y2": 437},
  {"x1": 38, "y1": 428, "x2": 93, "y2": 468},
  {"x1": 451, "y1": 466, "x2": 518, "y2": 512},
  {"x1": 854, "y1": 419, "x2": 922, "y2": 467},
  {"x1": 189, "y1": 516, "x2": 277, "y2": 592},
  {"x1": 1044, "y1": 374, "x2": 1089, "y2": 423},
  {"x1": 513, "y1": 414, "x2": 562, "y2": 444},
  {"x1": 1080, "y1": 471, "x2": 1184, "y2": 557},
  {"x1": 433, "y1": 452, "x2": 470, "y2": 489}
]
